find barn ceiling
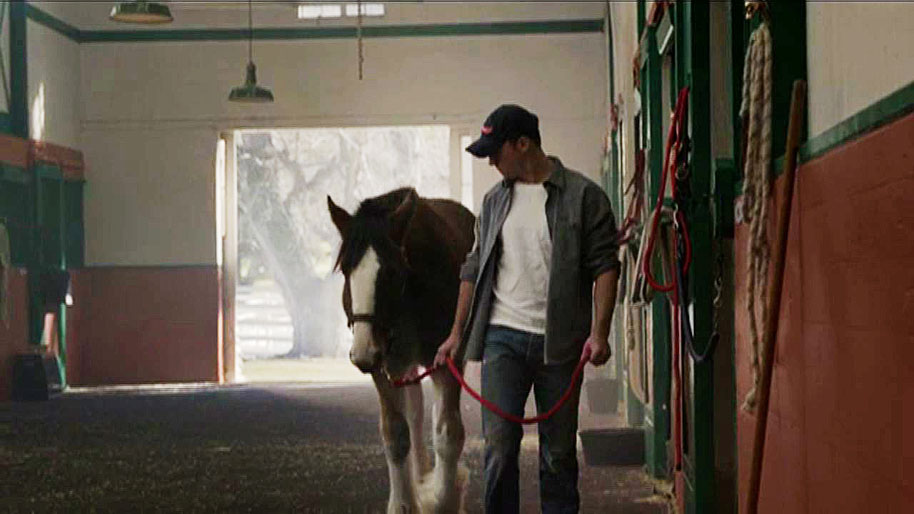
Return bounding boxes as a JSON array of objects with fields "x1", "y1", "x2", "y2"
[{"x1": 32, "y1": 1, "x2": 605, "y2": 32}]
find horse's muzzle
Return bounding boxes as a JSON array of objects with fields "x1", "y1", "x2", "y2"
[{"x1": 350, "y1": 349, "x2": 381, "y2": 373}]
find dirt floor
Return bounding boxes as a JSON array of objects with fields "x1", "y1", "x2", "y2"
[{"x1": 1, "y1": 366, "x2": 672, "y2": 513}]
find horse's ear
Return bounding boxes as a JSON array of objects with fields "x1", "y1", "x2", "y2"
[
  {"x1": 327, "y1": 195, "x2": 351, "y2": 236},
  {"x1": 389, "y1": 189, "x2": 417, "y2": 244}
]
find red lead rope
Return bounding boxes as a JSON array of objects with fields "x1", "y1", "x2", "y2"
[
  {"x1": 640, "y1": 86, "x2": 691, "y2": 471},
  {"x1": 393, "y1": 345, "x2": 592, "y2": 425},
  {"x1": 642, "y1": 86, "x2": 692, "y2": 292}
]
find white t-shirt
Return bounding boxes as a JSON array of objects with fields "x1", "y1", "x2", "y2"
[{"x1": 489, "y1": 182, "x2": 552, "y2": 335}]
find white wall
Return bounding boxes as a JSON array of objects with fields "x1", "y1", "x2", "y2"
[
  {"x1": 27, "y1": 13, "x2": 81, "y2": 147},
  {"x1": 710, "y1": 1, "x2": 733, "y2": 160},
  {"x1": 80, "y1": 31, "x2": 608, "y2": 265},
  {"x1": 80, "y1": 127, "x2": 218, "y2": 266},
  {"x1": 807, "y1": 3, "x2": 914, "y2": 137},
  {"x1": 610, "y1": 3, "x2": 639, "y2": 190}
]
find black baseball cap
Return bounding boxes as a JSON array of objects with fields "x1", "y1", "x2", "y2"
[{"x1": 465, "y1": 104, "x2": 541, "y2": 158}]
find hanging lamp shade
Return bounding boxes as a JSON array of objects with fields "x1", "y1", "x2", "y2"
[
  {"x1": 109, "y1": 1, "x2": 173, "y2": 24},
  {"x1": 229, "y1": 62, "x2": 275, "y2": 103},
  {"x1": 229, "y1": 0, "x2": 274, "y2": 103}
]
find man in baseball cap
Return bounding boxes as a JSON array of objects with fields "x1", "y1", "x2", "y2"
[
  {"x1": 465, "y1": 104, "x2": 542, "y2": 158},
  {"x1": 439, "y1": 103, "x2": 621, "y2": 513}
]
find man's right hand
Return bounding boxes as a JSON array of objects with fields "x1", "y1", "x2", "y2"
[{"x1": 434, "y1": 333, "x2": 461, "y2": 368}]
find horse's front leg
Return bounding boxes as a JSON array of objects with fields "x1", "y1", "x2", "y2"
[
  {"x1": 373, "y1": 372, "x2": 419, "y2": 514},
  {"x1": 404, "y1": 382, "x2": 432, "y2": 479},
  {"x1": 430, "y1": 368, "x2": 466, "y2": 512}
]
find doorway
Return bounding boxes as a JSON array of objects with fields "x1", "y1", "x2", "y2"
[{"x1": 223, "y1": 125, "x2": 451, "y2": 382}]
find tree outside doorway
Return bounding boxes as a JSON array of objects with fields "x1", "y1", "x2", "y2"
[{"x1": 235, "y1": 126, "x2": 450, "y2": 370}]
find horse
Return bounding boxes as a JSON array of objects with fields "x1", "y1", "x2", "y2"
[{"x1": 327, "y1": 187, "x2": 475, "y2": 513}]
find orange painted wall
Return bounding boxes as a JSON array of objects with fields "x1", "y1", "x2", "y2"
[
  {"x1": 735, "y1": 112, "x2": 914, "y2": 511},
  {"x1": 0, "y1": 269, "x2": 31, "y2": 401},
  {"x1": 66, "y1": 267, "x2": 222, "y2": 386}
]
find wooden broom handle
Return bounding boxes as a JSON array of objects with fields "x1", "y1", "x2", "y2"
[{"x1": 745, "y1": 80, "x2": 807, "y2": 514}]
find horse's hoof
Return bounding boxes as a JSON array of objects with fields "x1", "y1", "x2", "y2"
[{"x1": 387, "y1": 501, "x2": 416, "y2": 514}]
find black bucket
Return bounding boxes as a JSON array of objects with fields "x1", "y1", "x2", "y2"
[
  {"x1": 12, "y1": 354, "x2": 49, "y2": 401},
  {"x1": 579, "y1": 427, "x2": 645, "y2": 466}
]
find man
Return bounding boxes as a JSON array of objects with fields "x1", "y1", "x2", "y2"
[{"x1": 434, "y1": 104, "x2": 621, "y2": 513}]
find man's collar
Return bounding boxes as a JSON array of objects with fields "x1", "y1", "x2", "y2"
[{"x1": 544, "y1": 156, "x2": 567, "y2": 190}]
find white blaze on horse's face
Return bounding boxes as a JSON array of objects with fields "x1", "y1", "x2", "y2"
[{"x1": 349, "y1": 246, "x2": 382, "y2": 372}]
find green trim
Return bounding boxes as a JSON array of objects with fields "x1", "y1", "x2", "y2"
[
  {"x1": 10, "y1": 0, "x2": 28, "y2": 139},
  {"x1": 800, "y1": 79, "x2": 914, "y2": 163},
  {"x1": 64, "y1": 181, "x2": 84, "y2": 268},
  {"x1": 34, "y1": 163, "x2": 63, "y2": 181},
  {"x1": 82, "y1": 19, "x2": 602, "y2": 42},
  {"x1": 57, "y1": 303, "x2": 67, "y2": 387},
  {"x1": 25, "y1": 4, "x2": 81, "y2": 42},
  {"x1": 638, "y1": 0, "x2": 646, "y2": 35},
  {"x1": 641, "y1": 19, "x2": 671, "y2": 481},
  {"x1": 25, "y1": 4, "x2": 603, "y2": 43},
  {"x1": 714, "y1": 159, "x2": 736, "y2": 239},
  {"x1": 0, "y1": 162, "x2": 29, "y2": 183},
  {"x1": 679, "y1": 3, "x2": 717, "y2": 511}
]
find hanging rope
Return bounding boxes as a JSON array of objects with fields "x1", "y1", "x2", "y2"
[
  {"x1": 621, "y1": 244, "x2": 649, "y2": 402},
  {"x1": 356, "y1": 0, "x2": 364, "y2": 80},
  {"x1": 740, "y1": 22, "x2": 773, "y2": 412}
]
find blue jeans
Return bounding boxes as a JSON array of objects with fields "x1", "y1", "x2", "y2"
[{"x1": 481, "y1": 325, "x2": 583, "y2": 514}]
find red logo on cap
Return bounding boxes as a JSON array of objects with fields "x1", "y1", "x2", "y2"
[{"x1": 481, "y1": 126, "x2": 493, "y2": 135}]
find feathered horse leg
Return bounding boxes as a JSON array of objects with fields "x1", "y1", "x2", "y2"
[{"x1": 373, "y1": 372, "x2": 420, "y2": 514}]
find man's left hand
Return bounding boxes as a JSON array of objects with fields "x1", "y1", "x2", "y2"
[{"x1": 583, "y1": 334, "x2": 612, "y2": 366}]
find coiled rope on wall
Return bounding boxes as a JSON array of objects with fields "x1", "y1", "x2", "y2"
[{"x1": 740, "y1": 22, "x2": 772, "y2": 412}]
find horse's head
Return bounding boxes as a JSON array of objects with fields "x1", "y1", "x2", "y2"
[{"x1": 328, "y1": 189, "x2": 416, "y2": 374}]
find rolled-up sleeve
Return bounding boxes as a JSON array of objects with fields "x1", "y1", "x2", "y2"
[
  {"x1": 459, "y1": 214, "x2": 481, "y2": 283},
  {"x1": 581, "y1": 183, "x2": 621, "y2": 280}
]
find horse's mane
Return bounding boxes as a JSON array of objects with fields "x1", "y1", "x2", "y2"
[{"x1": 334, "y1": 188, "x2": 414, "y2": 275}]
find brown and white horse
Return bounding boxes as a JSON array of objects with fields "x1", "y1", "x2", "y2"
[{"x1": 328, "y1": 188, "x2": 474, "y2": 513}]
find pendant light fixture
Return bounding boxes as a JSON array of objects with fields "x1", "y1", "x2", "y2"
[
  {"x1": 109, "y1": 1, "x2": 173, "y2": 24},
  {"x1": 229, "y1": 0, "x2": 274, "y2": 103}
]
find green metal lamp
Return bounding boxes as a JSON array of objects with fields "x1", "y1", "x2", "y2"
[
  {"x1": 109, "y1": 1, "x2": 173, "y2": 24},
  {"x1": 229, "y1": 0, "x2": 274, "y2": 103},
  {"x1": 229, "y1": 62, "x2": 274, "y2": 103}
]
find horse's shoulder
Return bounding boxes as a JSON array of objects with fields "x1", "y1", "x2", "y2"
[{"x1": 417, "y1": 199, "x2": 474, "y2": 242}]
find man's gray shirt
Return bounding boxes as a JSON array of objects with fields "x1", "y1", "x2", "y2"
[{"x1": 458, "y1": 156, "x2": 621, "y2": 364}]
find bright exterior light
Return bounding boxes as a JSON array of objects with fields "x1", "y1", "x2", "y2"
[
  {"x1": 345, "y1": 3, "x2": 384, "y2": 17},
  {"x1": 298, "y1": 4, "x2": 343, "y2": 20},
  {"x1": 109, "y1": 1, "x2": 173, "y2": 24}
]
